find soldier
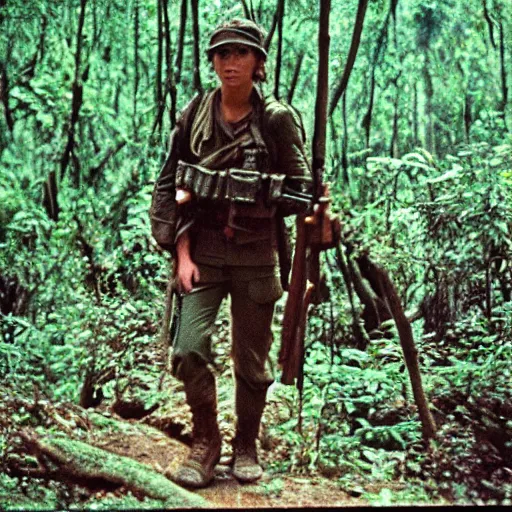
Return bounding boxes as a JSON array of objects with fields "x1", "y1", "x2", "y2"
[{"x1": 150, "y1": 18, "x2": 312, "y2": 488}]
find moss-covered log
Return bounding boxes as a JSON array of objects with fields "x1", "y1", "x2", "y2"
[{"x1": 19, "y1": 430, "x2": 207, "y2": 508}]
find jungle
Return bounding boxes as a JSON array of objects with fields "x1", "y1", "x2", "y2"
[{"x1": 1, "y1": 0, "x2": 511, "y2": 508}]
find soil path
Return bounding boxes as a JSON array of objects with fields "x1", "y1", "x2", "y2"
[
  {"x1": 94, "y1": 420, "x2": 366, "y2": 508},
  {"x1": 196, "y1": 468, "x2": 366, "y2": 509}
]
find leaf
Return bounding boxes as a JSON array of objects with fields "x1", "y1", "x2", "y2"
[
  {"x1": 494, "y1": 220, "x2": 509, "y2": 235},
  {"x1": 342, "y1": 401, "x2": 356, "y2": 415},
  {"x1": 402, "y1": 152, "x2": 427, "y2": 163},
  {"x1": 426, "y1": 168, "x2": 460, "y2": 184}
]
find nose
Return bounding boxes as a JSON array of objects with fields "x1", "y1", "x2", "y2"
[{"x1": 225, "y1": 52, "x2": 240, "y2": 64}]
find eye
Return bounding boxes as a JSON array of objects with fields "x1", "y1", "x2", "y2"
[
  {"x1": 217, "y1": 48, "x2": 231, "y2": 59},
  {"x1": 236, "y1": 46, "x2": 250, "y2": 56}
]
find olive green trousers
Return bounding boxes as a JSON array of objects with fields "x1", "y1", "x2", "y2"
[{"x1": 171, "y1": 263, "x2": 283, "y2": 392}]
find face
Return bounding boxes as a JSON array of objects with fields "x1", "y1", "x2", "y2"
[{"x1": 213, "y1": 44, "x2": 260, "y2": 89}]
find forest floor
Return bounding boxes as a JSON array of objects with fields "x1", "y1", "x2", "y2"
[
  {"x1": 1, "y1": 381, "x2": 440, "y2": 510},
  {"x1": 95, "y1": 421, "x2": 367, "y2": 508},
  {"x1": 6, "y1": 307, "x2": 509, "y2": 508}
]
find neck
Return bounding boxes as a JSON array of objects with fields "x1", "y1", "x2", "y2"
[{"x1": 220, "y1": 82, "x2": 254, "y2": 109}]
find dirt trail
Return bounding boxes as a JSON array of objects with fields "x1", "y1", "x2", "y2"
[
  {"x1": 95, "y1": 421, "x2": 366, "y2": 508},
  {"x1": 196, "y1": 468, "x2": 366, "y2": 509}
]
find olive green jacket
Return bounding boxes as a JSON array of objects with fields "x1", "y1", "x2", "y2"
[{"x1": 152, "y1": 86, "x2": 312, "y2": 274}]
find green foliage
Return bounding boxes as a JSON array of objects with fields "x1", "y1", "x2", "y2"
[
  {"x1": 0, "y1": 474, "x2": 61, "y2": 510},
  {"x1": 1, "y1": 0, "x2": 511, "y2": 507}
]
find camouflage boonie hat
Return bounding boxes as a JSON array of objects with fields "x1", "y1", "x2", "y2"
[{"x1": 207, "y1": 18, "x2": 267, "y2": 60}]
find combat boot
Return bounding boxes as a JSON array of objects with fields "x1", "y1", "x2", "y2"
[
  {"x1": 169, "y1": 356, "x2": 221, "y2": 488},
  {"x1": 231, "y1": 378, "x2": 267, "y2": 483},
  {"x1": 171, "y1": 406, "x2": 221, "y2": 488}
]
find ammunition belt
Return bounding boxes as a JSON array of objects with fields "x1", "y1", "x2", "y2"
[{"x1": 176, "y1": 161, "x2": 312, "y2": 206}]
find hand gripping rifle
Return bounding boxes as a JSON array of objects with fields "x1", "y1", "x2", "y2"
[{"x1": 278, "y1": 0, "x2": 340, "y2": 389}]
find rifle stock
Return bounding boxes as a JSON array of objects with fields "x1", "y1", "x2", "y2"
[
  {"x1": 279, "y1": 214, "x2": 308, "y2": 377},
  {"x1": 279, "y1": 194, "x2": 340, "y2": 387},
  {"x1": 280, "y1": 280, "x2": 315, "y2": 386},
  {"x1": 279, "y1": 0, "x2": 333, "y2": 388}
]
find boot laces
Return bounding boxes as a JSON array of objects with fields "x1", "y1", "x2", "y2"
[{"x1": 190, "y1": 437, "x2": 211, "y2": 462}]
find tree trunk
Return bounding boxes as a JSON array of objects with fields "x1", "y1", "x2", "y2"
[
  {"x1": 60, "y1": 0, "x2": 87, "y2": 188},
  {"x1": 273, "y1": 0, "x2": 285, "y2": 99},
  {"x1": 162, "y1": 0, "x2": 177, "y2": 127},
  {"x1": 0, "y1": 61, "x2": 14, "y2": 132},
  {"x1": 264, "y1": 0, "x2": 279, "y2": 52},
  {"x1": 341, "y1": 91, "x2": 349, "y2": 185},
  {"x1": 287, "y1": 50, "x2": 304, "y2": 105},
  {"x1": 312, "y1": 0, "x2": 330, "y2": 196},
  {"x1": 423, "y1": 51, "x2": 435, "y2": 155},
  {"x1": 133, "y1": 0, "x2": 140, "y2": 139},
  {"x1": 482, "y1": 0, "x2": 497, "y2": 49},
  {"x1": 329, "y1": 116, "x2": 341, "y2": 180},
  {"x1": 329, "y1": 0, "x2": 369, "y2": 116},
  {"x1": 498, "y1": 21, "x2": 508, "y2": 126},
  {"x1": 175, "y1": 0, "x2": 187, "y2": 83},
  {"x1": 464, "y1": 90, "x2": 472, "y2": 142},
  {"x1": 389, "y1": 73, "x2": 400, "y2": 157},
  {"x1": 412, "y1": 81, "x2": 418, "y2": 146},
  {"x1": 156, "y1": 0, "x2": 163, "y2": 117},
  {"x1": 240, "y1": 0, "x2": 251, "y2": 19},
  {"x1": 191, "y1": 0, "x2": 202, "y2": 94},
  {"x1": 362, "y1": 70, "x2": 375, "y2": 148},
  {"x1": 362, "y1": 0, "x2": 394, "y2": 149},
  {"x1": 306, "y1": 0, "x2": 332, "y2": 304}
]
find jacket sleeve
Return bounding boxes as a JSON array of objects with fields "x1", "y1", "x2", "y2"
[
  {"x1": 149, "y1": 96, "x2": 200, "y2": 253},
  {"x1": 266, "y1": 105, "x2": 313, "y2": 216}
]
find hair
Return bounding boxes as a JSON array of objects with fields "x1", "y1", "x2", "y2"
[{"x1": 253, "y1": 58, "x2": 267, "y2": 82}]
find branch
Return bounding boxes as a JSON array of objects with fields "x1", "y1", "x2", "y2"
[
  {"x1": 357, "y1": 254, "x2": 437, "y2": 441},
  {"x1": 287, "y1": 51, "x2": 304, "y2": 105},
  {"x1": 329, "y1": 0, "x2": 369, "y2": 116},
  {"x1": 482, "y1": 0, "x2": 497, "y2": 49},
  {"x1": 264, "y1": 0, "x2": 279, "y2": 52}
]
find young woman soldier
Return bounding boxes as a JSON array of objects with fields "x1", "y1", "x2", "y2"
[{"x1": 150, "y1": 18, "x2": 312, "y2": 489}]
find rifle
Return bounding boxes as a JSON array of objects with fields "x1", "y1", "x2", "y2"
[{"x1": 278, "y1": 0, "x2": 340, "y2": 388}]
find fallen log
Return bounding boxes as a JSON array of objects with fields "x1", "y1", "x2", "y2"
[{"x1": 18, "y1": 430, "x2": 207, "y2": 508}]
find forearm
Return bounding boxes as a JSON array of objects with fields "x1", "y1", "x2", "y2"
[{"x1": 176, "y1": 230, "x2": 193, "y2": 264}]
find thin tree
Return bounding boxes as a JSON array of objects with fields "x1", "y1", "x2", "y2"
[
  {"x1": 264, "y1": 1, "x2": 279, "y2": 52},
  {"x1": 329, "y1": 0, "x2": 369, "y2": 116},
  {"x1": 53, "y1": 0, "x2": 88, "y2": 220},
  {"x1": 155, "y1": 0, "x2": 163, "y2": 116},
  {"x1": 361, "y1": 0, "x2": 396, "y2": 148},
  {"x1": 273, "y1": 0, "x2": 285, "y2": 99},
  {"x1": 287, "y1": 50, "x2": 304, "y2": 105},
  {"x1": 0, "y1": 61, "x2": 14, "y2": 132},
  {"x1": 133, "y1": 0, "x2": 140, "y2": 139},
  {"x1": 162, "y1": 0, "x2": 177, "y2": 127},
  {"x1": 191, "y1": 0, "x2": 202, "y2": 94},
  {"x1": 175, "y1": 0, "x2": 188, "y2": 83}
]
